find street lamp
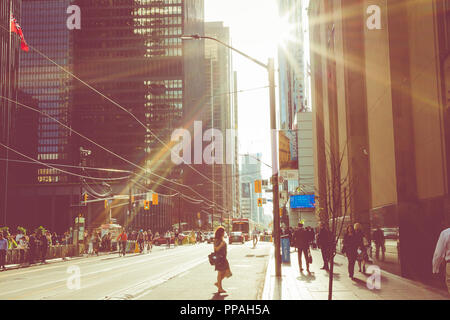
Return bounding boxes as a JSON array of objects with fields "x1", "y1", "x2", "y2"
[{"x1": 181, "y1": 34, "x2": 281, "y2": 277}]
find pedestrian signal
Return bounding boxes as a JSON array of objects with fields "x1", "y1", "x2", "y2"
[
  {"x1": 257, "y1": 198, "x2": 263, "y2": 207},
  {"x1": 144, "y1": 200, "x2": 150, "y2": 210},
  {"x1": 152, "y1": 193, "x2": 158, "y2": 205},
  {"x1": 254, "y1": 180, "x2": 262, "y2": 193}
]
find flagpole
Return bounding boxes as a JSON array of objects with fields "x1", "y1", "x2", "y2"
[{"x1": 4, "y1": 0, "x2": 13, "y2": 226}]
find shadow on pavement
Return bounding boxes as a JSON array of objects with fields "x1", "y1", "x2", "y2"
[
  {"x1": 297, "y1": 272, "x2": 316, "y2": 283},
  {"x1": 211, "y1": 292, "x2": 229, "y2": 300},
  {"x1": 327, "y1": 272, "x2": 341, "y2": 280}
]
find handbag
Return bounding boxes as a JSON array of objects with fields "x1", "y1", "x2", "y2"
[{"x1": 208, "y1": 252, "x2": 217, "y2": 265}]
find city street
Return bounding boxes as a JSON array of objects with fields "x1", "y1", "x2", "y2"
[{"x1": 0, "y1": 241, "x2": 271, "y2": 300}]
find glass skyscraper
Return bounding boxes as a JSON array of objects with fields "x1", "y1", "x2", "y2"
[{"x1": 19, "y1": 0, "x2": 74, "y2": 184}]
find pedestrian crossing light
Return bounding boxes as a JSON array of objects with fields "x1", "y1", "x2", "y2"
[
  {"x1": 254, "y1": 180, "x2": 262, "y2": 193},
  {"x1": 144, "y1": 200, "x2": 150, "y2": 210},
  {"x1": 152, "y1": 193, "x2": 158, "y2": 205},
  {"x1": 257, "y1": 198, "x2": 263, "y2": 207}
]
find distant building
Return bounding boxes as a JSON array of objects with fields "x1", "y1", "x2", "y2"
[{"x1": 240, "y1": 154, "x2": 263, "y2": 225}]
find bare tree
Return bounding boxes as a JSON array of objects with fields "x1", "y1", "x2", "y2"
[{"x1": 316, "y1": 142, "x2": 354, "y2": 300}]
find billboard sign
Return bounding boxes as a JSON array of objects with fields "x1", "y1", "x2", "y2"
[{"x1": 290, "y1": 194, "x2": 315, "y2": 209}]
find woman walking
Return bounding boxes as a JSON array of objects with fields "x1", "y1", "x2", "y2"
[
  {"x1": 213, "y1": 226, "x2": 232, "y2": 293},
  {"x1": 342, "y1": 225, "x2": 359, "y2": 279},
  {"x1": 354, "y1": 223, "x2": 370, "y2": 274}
]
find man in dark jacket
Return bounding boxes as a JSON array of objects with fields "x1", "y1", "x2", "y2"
[
  {"x1": 372, "y1": 227, "x2": 385, "y2": 261},
  {"x1": 317, "y1": 223, "x2": 332, "y2": 270},
  {"x1": 293, "y1": 223, "x2": 311, "y2": 273},
  {"x1": 40, "y1": 232, "x2": 49, "y2": 263},
  {"x1": 28, "y1": 232, "x2": 37, "y2": 264}
]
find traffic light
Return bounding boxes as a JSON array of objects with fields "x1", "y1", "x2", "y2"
[
  {"x1": 197, "y1": 212, "x2": 201, "y2": 219},
  {"x1": 144, "y1": 200, "x2": 150, "y2": 210},
  {"x1": 279, "y1": 208, "x2": 283, "y2": 217},
  {"x1": 254, "y1": 180, "x2": 262, "y2": 193},
  {"x1": 131, "y1": 195, "x2": 135, "y2": 203},
  {"x1": 152, "y1": 193, "x2": 158, "y2": 205},
  {"x1": 104, "y1": 199, "x2": 107, "y2": 208},
  {"x1": 84, "y1": 193, "x2": 88, "y2": 203},
  {"x1": 257, "y1": 198, "x2": 263, "y2": 207}
]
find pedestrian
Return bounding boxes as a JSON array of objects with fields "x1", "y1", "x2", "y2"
[
  {"x1": 93, "y1": 232, "x2": 101, "y2": 256},
  {"x1": 213, "y1": 226, "x2": 232, "y2": 293},
  {"x1": 52, "y1": 232, "x2": 59, "y2": 246},
  {"x1": 174, "y1": 229, "x2": 179, "y2": 247},
  {"x1": 354, "y1": 223, "x2": 370, "y2": 273},
  {"x1": 252, "y1": 227, "x2": 259, "y2": 248},
  {"x1": 432, "y1": 227, "x2": 450, "y2": 294},
  {"x1": 28, "y1": 232, "x2": 37, "y2": 264},
  {"x1": 117, "y1": 228, "x2": 128, "y2": 256},
  {"x1": 0, "y1": 233, "x2": 8, "y2": 271},
  {"x1": 293, "y1": 222, "x2": 311, "y2": 273},
  {"x1": 342, "y1": 225, "x2": 359, "y2": 279},
  {"x1": 372, "y1": 227, "x2": 386, "y2": 261},
  {"x1": 317, "y1": 222, "x2": 332, "y2": 271},
  {"x1": 148, "y1": 230, "x2": 153, "y2": 252},
  {"x1": 165, "y1": 231, "x2": 171, "y2": 249},
  {"x1": 39, "y1": 231, "x2": 49, "y2": 263},
  {"x1": 7, "y1": 234, "x2": 17, "y2": 250},
  {"x1": 137, "y1": 230, "x2": 145, "y2": 253}
]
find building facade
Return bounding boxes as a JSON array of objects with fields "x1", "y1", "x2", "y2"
[
  {"x1": 5, "y1": 0, "x2": 207, "y2": 234},
  {"x1": 0, "y1": 0, "x2": 22, "y2": 227},
  {"x1": 239, "y1": 154, "x2": 263, "y2": 225},
  {"x1": 309, "y1": 0, "x2": 450, "y2": 286}
]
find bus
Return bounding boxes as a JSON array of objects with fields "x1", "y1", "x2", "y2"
[{"x1": 231, "y1": 218, "x2": 251, "y2": 241}]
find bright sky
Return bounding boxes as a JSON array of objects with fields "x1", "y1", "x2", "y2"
[{"x1": 205, "y1": 0, "x2": 283, "y2": 181}]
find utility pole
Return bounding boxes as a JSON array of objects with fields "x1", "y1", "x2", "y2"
[
  {"x1": 178, "y1": 193, "x2": 181, "y2": 232},
  {"x1": 180, "y1": 35, "x2": 281, "y2": 277},
  {"x1": 268, "y1": 58, "x2": 281, "y2": 277},
  {"x1": 128, "y1": 186, "x2": 132, "y2": 229}
]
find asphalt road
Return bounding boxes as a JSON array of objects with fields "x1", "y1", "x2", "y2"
[{"x1": 0, "y1": 241, "x2": 271, "y2": 300}]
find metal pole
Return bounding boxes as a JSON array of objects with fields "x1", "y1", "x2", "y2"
[
  {"x1": 178, "y1": 193, "x2": 181, "y2": 232},
  {"x1": 128, "y1": 186, "x2": 132, "y2": 229},
  {"x1": 269, "y1": 58, "x2": 281, "y2": 277}
]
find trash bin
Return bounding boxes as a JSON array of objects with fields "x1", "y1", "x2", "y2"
[{"x1": 281, "y1": 235, "x2": 290, "y2": 263}]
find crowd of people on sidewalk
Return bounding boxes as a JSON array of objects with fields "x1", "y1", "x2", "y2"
[
  {"x1": 0, "y1": 227, "x2": 77, "y2": 270},
  {"x1": 286, "y1": 221, "x2": 387, "y2": 280}
]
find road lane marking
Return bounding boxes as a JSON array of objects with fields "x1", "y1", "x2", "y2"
[{"x1": 0, "y1": 245, "x2": 208, "y2": 298}]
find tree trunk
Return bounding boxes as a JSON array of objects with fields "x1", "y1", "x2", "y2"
[{"x1": 328, "y1": 253, "x2": 334, "y2": 300}]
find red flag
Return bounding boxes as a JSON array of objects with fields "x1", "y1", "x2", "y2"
[{"x1": 10, "y1": 15, "x2": 29, "y2": 52}]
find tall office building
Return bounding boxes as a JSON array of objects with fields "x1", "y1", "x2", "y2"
[
  {"x1": 6, "y1": 0, "x2": 205, "y2": 234},
  {"x1": 0, "y1": 0, "x2": 22, "y2": 226},
  {"x1": 309, "y1": 0, "x2": 450, "y2": 285},
  {"x1": 202, "y1": 21, "x2": 234, "y2": 227},
  {"x1": 72, "y1": 0, "x2": 205, "y2": 231}
]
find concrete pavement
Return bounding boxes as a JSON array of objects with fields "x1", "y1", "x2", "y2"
[
  {"x1": 0, "y1": 241, "x2": 272, "y2": 300},
  {"x1": 137, "y1": 241, "x2": 272, "y2": 300},
  {"x1": 262, "y1": 246, "x2": 450, "y2": 300}
]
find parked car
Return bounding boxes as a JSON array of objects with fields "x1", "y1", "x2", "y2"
[
  {"x1": 205, "y1": 231, "x2": 215, "y2": 243},
  {"x1": 229, "y1": 231, "x2": 244, "y2": 244}
]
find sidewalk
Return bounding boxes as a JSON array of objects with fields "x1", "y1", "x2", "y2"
[{"x1": 262, "y1": 247, "x2": 449, "y2": 300}]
